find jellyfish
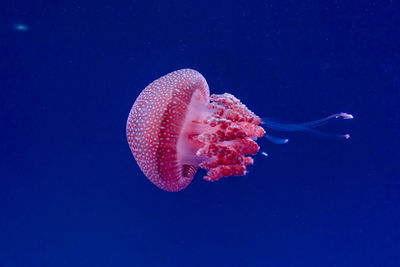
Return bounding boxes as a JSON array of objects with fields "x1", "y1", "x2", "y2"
[{"x1": 126, "y1": 69, "x2": 352, "y2": 192}]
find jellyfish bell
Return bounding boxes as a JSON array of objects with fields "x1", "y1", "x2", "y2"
[{"x1": 126, "y1": 69, "x2": 352, "y2": 192}]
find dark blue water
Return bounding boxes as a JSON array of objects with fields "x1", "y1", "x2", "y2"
[{"x1": 1, "y1": 1, "x2": 399, "y2": 266}]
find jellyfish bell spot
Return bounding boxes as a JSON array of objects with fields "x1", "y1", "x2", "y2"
[{"x1": 126, "y1": 69, "x2": 353, "y2": 192}]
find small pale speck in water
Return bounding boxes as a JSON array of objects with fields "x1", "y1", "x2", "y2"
[{"x1": 13, "y1": 24, "x2": 29, "y2": 31}]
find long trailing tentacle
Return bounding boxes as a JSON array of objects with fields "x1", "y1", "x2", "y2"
[{"x1": 261, "y1": 112, "x2": 353, "y2": 144}]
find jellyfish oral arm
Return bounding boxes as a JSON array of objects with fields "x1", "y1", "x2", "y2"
[{"x1": 179, "y1": 93, "x2": 265, "y2": 182}]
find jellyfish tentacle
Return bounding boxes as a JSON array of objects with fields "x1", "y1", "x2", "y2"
[
  {"x1": 298, "y1": 127, "x2": 350, "y2": 139},
  {"x1": 261, "y1": 112, "x2": 353, "y2": 142},
  {"x1": 264, "y1": 134, "x2": 289, "y2": 144},
  {"x1": 262, "y1": 113, "x2": 353, "y2": 130},
  {"x1": 297, "y1": 112, "x2": 353, "y2": 128}
]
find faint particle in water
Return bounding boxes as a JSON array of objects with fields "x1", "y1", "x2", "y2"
[
  {"x1": 126, "y1": 69, "x2": 353, "y2": 192},
  {"x1": 13, "y1": 24, "x2": 29, "y2": 31},
  {"x1": 321, "y1": 62, "x2": 332, "y2": 71},
  {"x1": 381, "y1": 60, "x2": 400, "y2": 89}
]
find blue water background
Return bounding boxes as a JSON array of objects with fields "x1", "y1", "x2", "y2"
[{"x1": 1, "y1": 1, "x2": 399, "y2": 266}]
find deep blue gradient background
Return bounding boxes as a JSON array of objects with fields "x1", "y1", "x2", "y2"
[{"x1": 1, "y1": 1, "x2": 399, "y2": 266}]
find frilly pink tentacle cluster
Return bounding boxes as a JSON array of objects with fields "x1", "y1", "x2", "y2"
[{"x1": 195, "y1": 93, "x2": 265, "y2": 181}]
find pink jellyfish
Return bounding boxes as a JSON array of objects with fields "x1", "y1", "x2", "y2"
[{"x1": 126, "y1": 69, "x2": 352, "y2": 192}]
